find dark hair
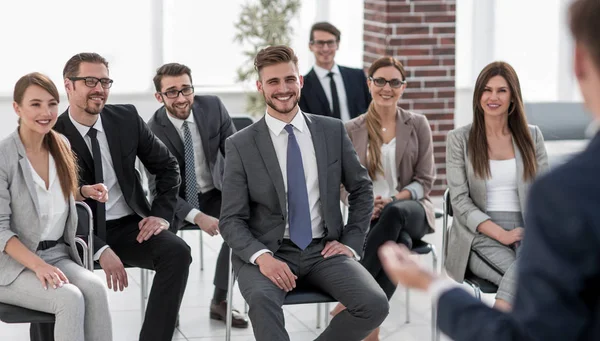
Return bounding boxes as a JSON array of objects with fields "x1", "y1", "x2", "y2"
[
  {"x1": 254, "y1": 45, "x2": 299, "y2": 78},
  {"x1": 364, "y1": 56, "x2": 407, "y2": 179},
  {"x1": 469, "y1": 61, "x2": 537, "y2": 181},
  {"x1": 569, "y1": 0, "x2": 600, "y2": 71},
  {"x1": 309, "y1": 22, "x2": 341, "y2": 42},
  {"x1": 63, "y1": 53, "x2": 109, "y2": 79},
  {"x1": 153, "y1": 63, "x2": 193, "y2": 92},
  {"x1": 14, "y1": 72, "x2": 78, "y2": 199}
]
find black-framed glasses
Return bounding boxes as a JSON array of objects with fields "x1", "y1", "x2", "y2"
[
  {"x1": 159, "y1": 86, "x2": 194, "y2": 99},
  {"x1": 69, "y1": 77, "x2": 113, "y2": 89},
  {"x1": 310, "y1": 39, "x2": 338, "y2": 48},
  {"x1": 369, "y1": 77, "x2": 406, "y2": 88}
]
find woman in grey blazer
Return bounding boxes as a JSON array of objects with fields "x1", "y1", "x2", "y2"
[
  {"x1": 0, "y1": 73, "x2": 112, "y2": 340},
  {"x1": 445, "y1": 62, "x2": 548, "y2": 311},
  {"x1": 332, "y1": 57, "x2": 436, "y2": 341}
]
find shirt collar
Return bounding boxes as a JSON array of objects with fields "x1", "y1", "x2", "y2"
[
  {"x1": 264, "y1": 108, "x2": 310, "y2": 136},
  {"x1": 166, "y1": 110, "x2": 195, "y2": 131},
  {"x1": 68, "y1": 108, "x2": 104, "y2": 138},
  {"x1": 313, "y1": 63, "x2": 340, "y2": 80}
]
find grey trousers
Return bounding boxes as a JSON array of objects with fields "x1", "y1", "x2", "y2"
[
  {"x1": 0, "y1": 243, "x2": 112, "y2": 341},
  {"x1": 237, "y1": 239, "x2": 389, "y2": 341},
  {"x1": 468, "y1": 211, "x2": 524, "y2": 303}
]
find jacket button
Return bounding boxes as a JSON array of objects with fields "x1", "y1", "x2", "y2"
[
  {"x1": 277, "y1": 240, "x2": 282, "y2": 245},
  {"x1": 281, "y1": 215, "x2": 285, "y2": 220}
]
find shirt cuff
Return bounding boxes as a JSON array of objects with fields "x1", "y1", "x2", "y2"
[
  {"x1": 249, "y1": 249, "x2": 272, "y2": 265},
  {"x1": 402, "y1": 181, "x2": 424, "y2": 200},
  {"x1": 185, "y1": 209, "x2": 201, "y2": 224},
  {"x1": 428, "y1": 278, "x2": 461, "y2": 306},
  {"x1": 93, "y1": 245, "x2": 111, "y2": 261},
  {"x1": 158, "y1": 217, "x2": 170, "y2": 229},
  {"x1": 344, "y1": 245, "x2": 361, "y2": 261}
]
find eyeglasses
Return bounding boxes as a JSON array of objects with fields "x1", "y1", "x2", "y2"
[
  {"x1": 159, "y1": 86, "x2": 194, "y2": 99},
  {"x1": 369, "y1": 77, "x2": 406, "y2": 88},
  {"x1": 69, "y1": 77, "x2": 113, "y2": 89},
  {"x1": 310, "y1": 39, "x2": 338, "y2": 48}
]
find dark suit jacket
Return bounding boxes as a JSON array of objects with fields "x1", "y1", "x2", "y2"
[
  {"x1": 438, "y1": 132, "x2": 600, "y2": 341},
  {"x1": 147, "y1": 95, "x2": 236, "y2": 230},
  {"x1": 219, "y1": 112, "x2": 373, "y2": 271},
  {"x1": 53, "y1": 105, "x2": 181, "y2": 251},
  {"x1": 299, "y1": 66, "x2": 371, "y2": 119}
]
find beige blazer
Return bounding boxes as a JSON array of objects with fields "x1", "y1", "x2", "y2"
[
  {"x1": 345, "y1": 108, "x2": 436, "y2": 231},
  {"x1": 0, "y1": 130, "x2": 82, "y2": 286},
  {"x1": 444, "y1": 123, "x2": 549, "y2": 281}
]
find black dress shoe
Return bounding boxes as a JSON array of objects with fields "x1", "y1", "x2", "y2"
[{"x1": 210, "y1": 300, "x2": 249, "y2": 328}]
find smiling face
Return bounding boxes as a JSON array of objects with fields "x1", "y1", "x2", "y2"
[
  {"x1": 14, "y1": 84, "x2": 59, "y2": 136},
  {"x1": 369, "y1": 66, "x2": 406, "y2": 110},
  {"x1": 309, "y1": 30, "x2": 338, "y2": 70},
  {"x1": 155, "y1": 74, "x2": 194, "y2": 120},
  {"x1": 480, "y1": 75, "x2": 512, "y2": 118},
  {"x1": 256, "y1": 61, "x2": 304, "y2": 119},
  {"x1": 65, "y1": 62, "x2": 110, "y2": 116}
]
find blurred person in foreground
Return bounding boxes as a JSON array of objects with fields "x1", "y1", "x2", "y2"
[{"x1": 379, "y1": 0, "x2": 600, "y2": 340}]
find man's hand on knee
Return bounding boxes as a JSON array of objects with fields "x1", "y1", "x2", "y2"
[
  {"x1": 137, "y1": 216, "x2": 169, "y2": 243},
  {"x1": 98, "y1": 248, "x2": 129, "y2": 292},
  {"x1": 255, "y1": 253, "x2": 297, "y2": 292}
]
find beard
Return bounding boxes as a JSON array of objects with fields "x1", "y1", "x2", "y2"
[
  {"x1": 263, "y1": 92, "x2": 300, "y2": 115},
  {"x1": 83, "y1": 92, "x2": 105, "y2": 115},
  {"x1": 165, "y1": 100, "x2": 192, "y2": 120}
]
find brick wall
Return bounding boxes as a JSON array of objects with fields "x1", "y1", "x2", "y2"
[{"x1": 363, "y1": 0, "x2": 456, "y2": 196}]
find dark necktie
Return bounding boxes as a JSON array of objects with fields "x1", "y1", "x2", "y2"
[
  {"x1": 182, "y1": 121, "x2": 200, "y2": 209},
  {"x1": 284, "y1": 124, "x2": 312, "y2": 250},
  {"x1": 327, "y1": 72, "x2": 341, "y2": 119},
  {"x1": 87, "y1": 127, "x2": 106, "y2": 241}
]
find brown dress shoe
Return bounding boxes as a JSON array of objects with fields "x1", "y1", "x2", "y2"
[{"x1": 210, "y1": 300, "x2": 249, "y2": 328}]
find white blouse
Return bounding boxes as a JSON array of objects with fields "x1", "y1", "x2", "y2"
[
  {"x1": 28, "y1": 154, "x2": 68, "y2": 241},
  {"x1": 371, "y1": 138, "x2": 398, "y2": 198},
  {"x1": 485, "y1": 159, "x2": 521, "y2": 212}
]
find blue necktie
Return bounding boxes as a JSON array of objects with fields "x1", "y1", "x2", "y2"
[
  {"x1": 182, "y1": 121, "x2": 199, "y2": 209},
  {"x1": 284, "y1": 124, "x2": 312, "y2": 250}
]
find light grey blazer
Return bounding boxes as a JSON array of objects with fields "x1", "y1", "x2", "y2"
[
  {"x1": 0, "y1": 131, "x2": 82, "y2": 286},
  {"x1": 444, "y1": 124, "x2": 549, "y2": 281}
]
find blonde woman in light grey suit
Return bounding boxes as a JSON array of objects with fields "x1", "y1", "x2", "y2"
[
  {"x1": 0, "y1": 73, "x2": 112, "y2": 341},
  {"x1": 445, "y1": 62, "x2": 548, "y2": 311}
]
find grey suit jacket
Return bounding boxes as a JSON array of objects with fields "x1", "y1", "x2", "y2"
[
  {"x1": 220, "y1": 112, "x2": 373, "y2": 271},
  {"x1": 444, "y1": 124, "x2": 549, "y2": 281},
  {"x1": 0, "y1": 131, "x2": 82, "y2": 286},
  {"x1": 147, "y1": 95, "x2": 236, "y2": 230}
]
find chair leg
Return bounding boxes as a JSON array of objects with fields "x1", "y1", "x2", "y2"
[
  {"x1": 467, "y1": 282, "x2": 482, "y2": 300},
  {"x1": 325, "y1": 302, "x2": 330, "y2": 326},
  {"x1": 199, "y1": 231, "x2": 204, "y2": 271},
  {"x1": 225, "y1": 249, "x2": 235, "y2": 341},
  {"x1": 405, "y1": 286, "x2": 410, "y2": 324},
  {"x1": 140, "y1": 269, "x2": 147, "y2": 320},
  {"x1": 316, "y1": 303, "x2": 322, "y2": 329},
  {"x1": 430, "y1": 248, "x2": 440, "y2": 341}
]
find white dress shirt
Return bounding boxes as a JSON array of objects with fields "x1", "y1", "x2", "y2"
[
  {"x1": 249, "y1": 110, "x2": 359, "y2": 264},
  {"x1": 371, "y1": 138, "x2": 398, "y2": 198},
  {"x1": 165, "y1": 111, "x2": 214, "y2": 223},
  {"x1": 28, "y1": 154, "x2": 68, "y2": 241},
  {"x1": 69, "y1": 112, "x2": 134, "y2": 259},
  {"x1": 313, "y1": 64, "x2": 351, "y2": 122}
]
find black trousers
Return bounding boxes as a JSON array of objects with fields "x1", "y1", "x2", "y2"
[
  {"x1": 31, "y1": 214, "x2": 192, "y2": 341},
  {"x1": 361, "y1": 200, "x2": 428, "y2": 300},
  {"x1": 197, "y1": 189, "x2": 230, "y2": 292}
]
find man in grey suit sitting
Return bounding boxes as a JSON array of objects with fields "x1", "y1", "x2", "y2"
[{"x1": 219, "y1": 45, "x2": 389, "y2": 341}]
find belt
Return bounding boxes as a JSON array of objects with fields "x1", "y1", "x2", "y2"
[{"x1": 37, "y1": 240, "x2": 60, "y2": 251}]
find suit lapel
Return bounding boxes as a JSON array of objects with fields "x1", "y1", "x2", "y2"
[
  {"x1": 192, "y1": 103, "x2": 211, "y2": 162},
  {"x1": 395, "y1": 110, "x2": 413, "y2": 171},
  {"x1": 352, "y1": 119, "x2": 368, "y2": 166},
  {"x1": 13, "y1": 133, "x2": 41, "y2": 217},
  {"x1": 512, "y1": 138, "x2": 527, "y2": 212},
  {"x1": 254, "y1": 118, "x2": 287, "y2": 217},
  {"x1": 306, "y1": 69, "x2": 332, "y2": 116},
  {"x1": 157, "y1": 108, "x2": 184, "y2": 160},
  {"x1": 58, "y1": 111, "x2": 94, "y2": 173},
  {"x1": 101, "y1": 114, "x2": 125, "y2": 185},
  {"x1": 305, "y1": 115, "x2": 328, "y2": 211},
  {"x1": 339, "y1": 67, "x2": 356, "y2": 116}
]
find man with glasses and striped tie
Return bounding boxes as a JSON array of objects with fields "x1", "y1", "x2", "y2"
[{"x1": 219, "y1": 45, "x2": 389, "y2": 341}]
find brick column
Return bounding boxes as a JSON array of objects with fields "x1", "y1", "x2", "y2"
[{"x1": 364, "y1": 0, "x2": 456, "y2": 195}]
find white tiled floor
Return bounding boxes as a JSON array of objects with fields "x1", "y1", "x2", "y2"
[{"x1": 0, "y1": 196, "x2": 494, "y2": 340}]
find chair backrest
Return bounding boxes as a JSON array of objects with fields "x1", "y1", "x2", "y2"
[
  {"x1": 441, "y1": 189, "x2": 453, "y2": 265},
  {"x1": 75, "y1": 201, "x2": 94, "y2": 270},
  {"x1": 231, "y1": 115, "x2": 254, "y2": 131}
]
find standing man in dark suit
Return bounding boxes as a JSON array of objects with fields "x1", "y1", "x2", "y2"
[
  {"x1": 53, "y1": 53, "x2": 192, "y2": 341},
  {"x1": 378, "y1": 1, "x2": 600, "y2": 339},
  {"x1": 220, "y1": 45, "x2": 388, "y2": 341},
  {"x1": 147, "y1": 63, "x2": 248, "y2": 328},
  {"x1": 299, "y1": 22, "x2": 372, "y2": 121}
]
